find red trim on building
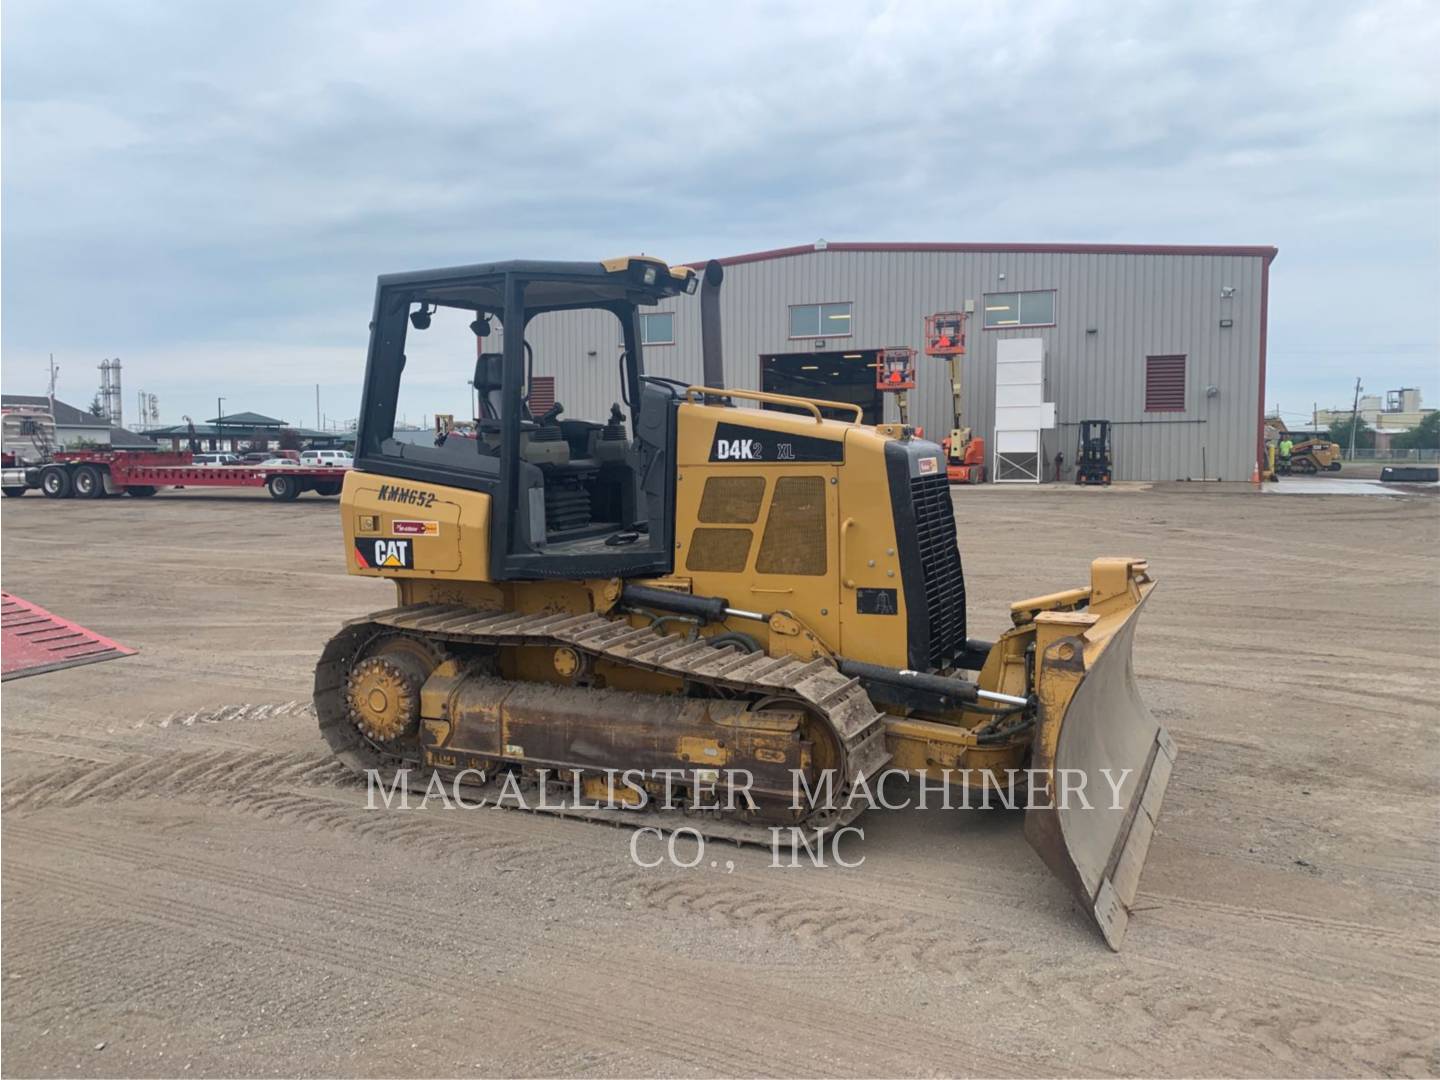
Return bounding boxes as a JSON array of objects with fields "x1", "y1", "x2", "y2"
[
  {"x1": 1257, "y1": 256, "x2": 1272, "y2": 474},
  {"x1": 686, "y1": 241, "x2": 1279, "y2": 269}
]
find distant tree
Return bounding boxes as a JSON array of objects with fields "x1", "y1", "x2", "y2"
[
  {"x1": 277, "y1": 428, "x2": 303, "y2": 451},
  {"x1": 88, "y1": 394, "x2": 105, "y2": 417},
  {"x1": 1392, "y1": 411, "x2": 1440, "y2": 451},
  {"x1": 68, "y1": 437, "x2": 102, "y2": 449},
  {"x1": 1327, "y1": 415, "x2": 1375, "y2": 451}
]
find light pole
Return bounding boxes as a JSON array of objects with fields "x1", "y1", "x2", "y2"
[
  {"x1": 216, "y1": 396, "x2": 225, "y2": 453},
  {"x1": 1347, "y1": 378, "x2": 1362, "y2": 461}
]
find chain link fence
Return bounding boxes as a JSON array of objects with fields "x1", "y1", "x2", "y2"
[{"x1": 1342, "y1": 448, "x2": 1440, "y2": 462}]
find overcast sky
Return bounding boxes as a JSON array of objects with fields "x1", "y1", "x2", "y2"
[{"x1": 3, "y1": 0, "x2": 1437, "y2": 431}]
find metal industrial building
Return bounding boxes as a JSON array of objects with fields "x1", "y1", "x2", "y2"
[{"x1": 521, "y1": 242, "x2": 1277, "y2": 482}]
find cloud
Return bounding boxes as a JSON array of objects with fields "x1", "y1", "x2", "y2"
[{"x1": 2, "y1": 0, "x2": 1437, "y2": 421}]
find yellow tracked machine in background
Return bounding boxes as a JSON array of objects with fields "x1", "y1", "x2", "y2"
[{"x1": 315, "y1": 256, "x2": 1174, "y2": 948}]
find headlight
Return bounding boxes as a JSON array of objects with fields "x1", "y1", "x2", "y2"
[{"x1": 642, "y1": 265, "x2": 657, "y2": 285}]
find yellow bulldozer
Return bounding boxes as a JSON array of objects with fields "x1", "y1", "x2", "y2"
[
  {"x1": 1284, "y1": 437, "x2": 1344, "y2": 474},
  {"x1": 1267, "y1": 418, "x2": 1344, "y2": 476},
  {"x1": 315, "y1": 256, "x2": 1174, "y2": 948}
]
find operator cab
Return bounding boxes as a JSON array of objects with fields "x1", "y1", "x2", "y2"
[{"x1": 355, "y1": 257, "x2": 698, "y2": 580}]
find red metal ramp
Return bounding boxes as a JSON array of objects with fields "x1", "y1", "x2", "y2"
[{"x1": 1, "y1": 592, "x2": 136, "y2": 681}]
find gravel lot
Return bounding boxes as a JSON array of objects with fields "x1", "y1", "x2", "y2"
[{"x1": 2, "y1": 481, "x2": 1437, "y2": 1077}]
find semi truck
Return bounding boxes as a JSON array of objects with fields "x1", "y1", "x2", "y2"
[{"x1": 2, "y1": 406, "x2": 347, "y2": 502}]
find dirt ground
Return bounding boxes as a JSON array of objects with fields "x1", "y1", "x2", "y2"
[{"x1": 2, "y1": 480, "x2": 1437, "y2": 1078}]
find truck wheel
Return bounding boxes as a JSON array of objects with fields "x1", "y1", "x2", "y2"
[
  {"x1": 267, "y1": 474, "x2": 301, "y2": 501},
  {"x1": 1328, "y1": 462, "x2": 1342, "y2": 472},
  {"x1": 40, "y1": 467, "x2": 72, "y2": 498},
  {"x1": 2, "y1": 486, "x2": 29, "y2": 498},
  {"x1": 126, "y1": 485, "x2": 158, "y2": 497},
  {"x1": 72, "y1": 464, "x2": 107, "y2": 498},
  {"x1": 314, "y1": 481, "x2": 342, "y2": 497}
]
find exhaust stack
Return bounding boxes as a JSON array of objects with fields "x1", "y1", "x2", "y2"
[{"x1": 700, "y1": 259, "x2": 724, "y2": 391}]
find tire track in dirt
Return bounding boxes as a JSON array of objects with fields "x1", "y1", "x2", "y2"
[
  {"x1": 2, "y1": 747, "x2": 344, "y2": 812},
  {"x1": 0, "y1": 728, "x2": 129, "y2": 766},
  {"x1": 0, "y1": 924, "x2": 247, "y2": 1035},
  {"x1": 1162, "y1": 750, "x2": 1440, "y2": 895},
  {"x1": 650, "y1": 849, "x2": 1436, "y2": 1074},
  {"x1": 7, "y1": 745, "x2": 1435, "y2": 1074},
  {"x1": 1142, "y1": 892, "x2": 1440, "y2": 955},
  {"x1": 12, "y1": 747, "x2": 1433, "y2": 980},
  {"x1": 1, "y1": 858, "x2": 792, "y2": 1078},
  {"x1": 625, "y1": 863, "x2": 1436, "y2": 1074},
  {"x1": 146, "y1": 700, "x2": 314, "y2": 729},
  {"x1": 5, "y1": 823, "x2": 1041, "y2": 1079}
]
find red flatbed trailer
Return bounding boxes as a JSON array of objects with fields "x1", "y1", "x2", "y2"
[{"x1": 8, "y1": 449, "x2": 348, "y2": 502}]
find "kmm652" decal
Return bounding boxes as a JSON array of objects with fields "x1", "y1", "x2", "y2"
[{"x1": 376, "y1": 484, "x2": 437, "y2": 508}]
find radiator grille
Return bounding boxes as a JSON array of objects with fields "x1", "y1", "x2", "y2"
[{"x1": 909, "y1": 473, "x2": 967, "y2": 668}]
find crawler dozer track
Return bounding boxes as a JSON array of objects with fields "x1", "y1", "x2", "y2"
[
  {"x1": 318, "y1": 255, "x2": 1176, "y2": 947},
  {"x1": 315, "y1": 604, "x2": 892, "y2": 836}
]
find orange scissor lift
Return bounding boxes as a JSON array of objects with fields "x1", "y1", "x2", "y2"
[{"x1": 925, "y1": 311, "x2": 985, "y2": 483}]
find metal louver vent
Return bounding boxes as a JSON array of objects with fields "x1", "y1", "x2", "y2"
[
  {"x1": 1145, "y1": 355, "x2": 1186, "y2": 412},
  {"x1": 909, "y1": 473, "x2": 967, "y2": 668}
]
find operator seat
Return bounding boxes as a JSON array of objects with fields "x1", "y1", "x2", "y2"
[
  {"x1": 473, "y1": 352, "x2": 568, "y2": 467},
  {"x1": 474, "y1": 353, "x2": 533, "y2": 432}
]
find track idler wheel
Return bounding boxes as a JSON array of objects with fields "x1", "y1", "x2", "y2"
[
  {"x1": 345, "y1": 652, "x2": 428, "y2": 742},
  {"x1": 315, "y1": 625, "x2": 447, "y2": 779}
]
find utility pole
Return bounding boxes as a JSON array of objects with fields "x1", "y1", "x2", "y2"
[
  {"x1": 1348, "y1": 377, "x2": 1363, "y2": 461},
  {"x1": 216, "y1": 396, "x2": 225, "y2": 453},
  {"x1": 47, "y1": 354, "x2": 59, "y2": 416},
  {"x1": 315, "y1": 384, "x2": 321, "y2": 430}
]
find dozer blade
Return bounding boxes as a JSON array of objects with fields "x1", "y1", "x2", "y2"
[{"x1": 1023, "y1": 561, "x2": 1175, "y2": 950}]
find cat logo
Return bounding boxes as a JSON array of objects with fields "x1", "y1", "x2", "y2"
[
  {"x1": 354, "y1": 537, "x2": 414, "y2": 570},
  {"x1": 715, "y1": 437, "x2": 763, "y2": 461}
]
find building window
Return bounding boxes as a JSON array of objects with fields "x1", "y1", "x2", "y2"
[
  {"x1": 639, "y1": 312, "x2": 674, "y2": 345},
  {"x1": 1145, "y1": 355, "x2": 1186, "y2": 412},
  {"x1": 982, "y1": 290, "x2": 1055, "y2": 329},
  {"x1": 789, "y1": 302, "x2": 852, "y2": 339}
]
